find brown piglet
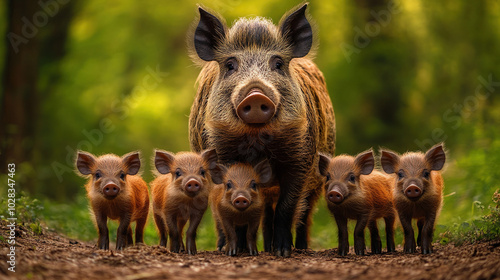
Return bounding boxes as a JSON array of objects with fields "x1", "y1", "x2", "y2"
[
  {"x1": 380, "y1": 143, "x2": 446, "y2": 254},
  {"x1": 318, "y1": 150, "x2": 396, "y2": 256},
  {"x1": 151, "y1": 149, "x2": 218, "y2": 255},
  {"x1": 210, "y1": 160, "x2": 272, "y2": 256},
  {"x1": 76, "y1": 151, "x2": 149, "y2": 250}
]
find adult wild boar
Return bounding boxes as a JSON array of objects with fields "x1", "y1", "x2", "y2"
[{"x1": 188, "y1": 3, "x2": 335, "y2": 257}]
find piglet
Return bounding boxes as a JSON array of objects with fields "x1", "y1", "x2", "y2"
[
  {"x1": 151, "y1": 149, "x2": 217, "y2": 255},
  {"x1": 380, "y1": 143, "x2": 446, "y2": 254},
  {"x1": 318, "y1": 150, "x2": 396, "y2": 255},
  {"x1": 76, "y1": 151, "x2": 149, "y2": 250},
  {"x1": 210, "y1": 160, "x2": 272, "y2": 256}
]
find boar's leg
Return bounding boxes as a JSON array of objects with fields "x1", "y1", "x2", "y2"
[
  {"x1": 116, "y1": 215, "x2": 132, "y2": 250},
  {"x1": 295, "y1": 187, "x2": 321, "y2": 249},
  {"x1": 354, "y1": 215, "x2": 368, "y2": 255},
  {"x1": 126, "y1": 226, "x2": 134, "y2": 247},
  {"x1": 334, "y1": 212, "x2": 349, "y2": 256},
  {"x1": 262, "y1": 202, "x2": 274, "y2": 252},
  {"x1": 96, "y1": 213, "x2": 109, "y2": 250},
  {"x1": 166, "y1": 214, "x2": 182, "y2": 253},
  {"x1": 368, "y1": 219, "x2": 382, "y2": 254},
  {"x1": 416, "y1": 218, "x2": 424, "y2": 247},
  {"x1": 273, "y1": 171, "x2": 304, "y2": 257},
  {"x1": 154, "y1": 213, "x2": 168, "y2": 247},
  {"x1": 398, "y1": 211, "x2": 416, "y2": 253},
  {"x1": 384, "y1": 213, "x2": 396, "y2": 252},
  {"x1": 185, "y1": 210, "x2": 204, "y2": 255},
  {"x1": 421, "y1": 214, "x2": 436, "y2": 254},
  {"x1": 247, "y1": 218, "x2": 260, "y2": 256}
]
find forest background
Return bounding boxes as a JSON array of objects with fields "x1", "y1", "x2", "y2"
[{"x1": 1, "y1": 0, "x2": 499, "y2": 249}]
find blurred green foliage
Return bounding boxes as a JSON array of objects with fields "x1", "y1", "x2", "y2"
[{"x1": 1, "y1": 0, "x2": 500, "y2": 250}]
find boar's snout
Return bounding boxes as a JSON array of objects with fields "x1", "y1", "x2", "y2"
[
  {"x1": 404, "y1": 184, "x2": 422, "y2": 199},
  {"x1": 232, "y1": 194, "x2": 250, "y2": 210},
  {"x1": 236, "y1": 88, "x2": 276, "y2": 124},
  {"x1": 185, "y1": 178, "x2": 202, "y2": 194},
  {"x1": 103, "y1": 183, "x2": 120, "y2": 199}
]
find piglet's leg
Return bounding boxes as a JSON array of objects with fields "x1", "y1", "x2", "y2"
[
  {"x1": 354, "y1": 215, "x2": 368, "y2": 256},
  {"x1": 334, "y1": 213, "x2": 349, "y2": 256},
  {"x1": 421, "y1": 214, "x2": 437, "y2": 254},
  {"x1": 186, "y1": 210, "x2": 204, "y2": 255},
  {"x1": 96, "y1": 213, "x2": 109, "y2": 250},
  {"x1": 116, "y1": 214, "x2": 132, "y2": 250}
]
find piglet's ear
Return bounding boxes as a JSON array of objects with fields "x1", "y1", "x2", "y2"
[
  {"x1": 317, "y1": 153, "x2": 330, "y2": 177},
  {"x1": 123, "y1": 151, "x2": 141, "y2": 175},
  {"x1": 279, "y1": 3, "x2": 313, "y2": 58},
  {"x1": 154, "y1": 150, "x2": 175, "y2": 175},
  {"x1": 210, "y1": 164, "x2": 227, "y2": 185},
  {"x1": 76, "y1": 151, "x2": 96, "y2": 175},
  {"x1": 355, "y1": 149, "x2": 375, "y2": 175},
  {"x1": 194, "y1": 7, "x2": 226, "y2": 61},
  {"x1": 380, "y1": 149, "x2": 399, "y2": 174},
  {"x1": 254, "y1": 159, "x2": 273, "y2": 184},
  {"x1": 425, "y1": 143, "x2": 446, "y2": 171},
  {"x1": 201, "y1": 148, "x2": 218, "y2": 170}
]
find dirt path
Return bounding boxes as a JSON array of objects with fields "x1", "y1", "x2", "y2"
[{"x1": 1, "y1": 221, "x2": 499, "y2": 280}]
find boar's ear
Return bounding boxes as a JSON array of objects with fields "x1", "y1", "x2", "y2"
[
  {"x1": 317, "y1": 153, "x2": 330, "y2": 177},
  {"x1": 210, "y1": 164, "x2": 227, "y2": 185},
  {"x1": 254, "y1": 159, "x2": 273, "y2": 184},
  {"x1": 355, "y1": 149, "x2": 375, "y2": 175},
  {"x1": 123, "y1": 151, "x2": 141, "y2": 175},
  {"x1": 76, "y1": 151, "x2": 96, "y2": 175},
  {"x1": 201, "y1": 148, "x2": 218, "y2": 170},
  {"x1": 380, "y1": 149, "x2": 399, "y2": 174},
  {"x1": 425, "y1": 143, "x2": 446, "y2": 171},
  {"x1": 194, "y1": 7, "x2": 226, "y2": 61},
  {"x1": 154, "y1": 150, "x2": 175, "y2": 175},
  {"x1": 279, "y1": 3, "x2": 313, "y2": 58}
]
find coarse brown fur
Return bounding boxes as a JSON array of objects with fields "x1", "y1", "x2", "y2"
[
  {"x1": 75, "y1": 151, "x2": 149, "y2": 250},
  {"x1": 210, "y1": 161, "x2": 271, "y2": 256},
  {"x1": 380, "y1": 143, "x2": 446, "y2": 254},
  {"x1": 150, "y1": 150, "x2": 218, "y2": 255},
  {"x1": 188, "y1": 3, "x2": 335, "y2": 256},
  {"x1": 318, "y1": 151, "x2": 395, "y2": 256}
]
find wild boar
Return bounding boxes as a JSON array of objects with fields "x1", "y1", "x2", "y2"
[{"x1": 188, "y1": 3, "x2": 336, "y2": 257}]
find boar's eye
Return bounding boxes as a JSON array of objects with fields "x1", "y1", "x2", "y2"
[
  {"x1": 226, "y1": 181, "x2": 233, "y2": 190},
  {"x1": 175, "y1": 169, "x2": 182, "y2": 179},
  {"x1": 200, "y1": 168, "x2": 206, "y2": 178},
  {"x1": 119, "y1": 172, "x2": 126, "y2": 181},
  {"x1": 422, "y1": 169, "x2": 430, "y2": 179},
  {"x1": 398, "y1": 170, "x2": 405, "y2": 180},
  {"x1": 225, "y1": 58, "x2": 238, "y2": 76},
  {"x1": 270, "y1": 56, "x2": 285, "y2": 74},
  {"x1": 250, "y1": 180, "x2": 257, "y2": 191},
  {"x1": 348, "y1": 173, "x2": 356, "y2": 183},
  {"x1": 95, "y1": 171, "x2": 102, "y2": 180}
]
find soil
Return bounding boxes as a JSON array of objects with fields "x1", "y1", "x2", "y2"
[{"x1": 1, "y1": 221, "x2": 499, "y2": 280}]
